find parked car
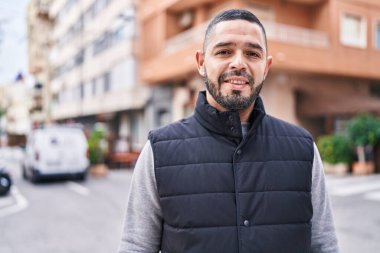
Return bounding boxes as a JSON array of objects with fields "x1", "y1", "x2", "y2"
[
  {"x1": 0, "y1": 167, "x2": 12, "y2": 196},
  {"x1": 23, "y1": 125, "x2": 90, "y2": 182}
]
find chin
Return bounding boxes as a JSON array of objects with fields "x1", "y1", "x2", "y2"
[{"x1": 230, "y1": 89, "x2": 251, "y2": 97}]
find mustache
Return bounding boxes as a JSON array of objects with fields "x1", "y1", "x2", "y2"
[{"x1": 218, "y1": 70, "x2": 255, "y2": 85}]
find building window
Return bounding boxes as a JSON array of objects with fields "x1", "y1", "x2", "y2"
[
  {"x1": 54, "y1": 93, "x2": 60, "y2": 105},
  {"x1": 333, "y1": 117, "x2": 349, "y2": 134},
  {"x1": 74, "y1": 49, "x2": 84, "y2": 66},
  {"x1": 95, "y1": 76, "x2": 104, "y2": 95},
  {"x1": 103, "y1": 72, "x2": 111, "y2": 93},
  {"x1": 92, "y1": 79, "x2": 97, "y2": 96},
  {"x1": 129, "y1": 112, "x2": 145, "y2": 151},
  {"x1": 84, "y1": 82, "x2": 92, "y2": 99},
  {"x1": 93, "y1": 33, "x2": 110, "y2": 55},
  {"x1": 375, "y1": 20, "x2": 380, "y2": 49},
  {"x1": 156, "y1": 109, "x2": 171, "y2": 127},
  {"x1": 73, "y1": 86, "x2": 80, "y2": 102},
  {"x1": 370, "y1": 81, "x2": 380, "y2": 98},
  {"x1": 340, "y1": 12, "x2": 367, "y2": 48}
]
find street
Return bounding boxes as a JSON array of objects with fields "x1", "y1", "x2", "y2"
[
  {"x1": 0, "y1": 149, "x2": 133, "y2": 253},
  {"x1": 327, "y1": 174, "x2": 380, "y2": 252},
  {"x1": 1, "y1": 148, "x2": 380, "y2": 252}
]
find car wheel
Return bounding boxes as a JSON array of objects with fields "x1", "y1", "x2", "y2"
[
  {"x1": 0, "y1": 174, "x2": 12, "y2": 196},
  {"x1": 77, "y1": 171, "x2": 87, "y2": 181},
  {"x1": 30, "y1": 174, "x2": 39, "y2": 183},
  {"x1": 30, "y1": 170, "x2": 40, "y2": 183}
]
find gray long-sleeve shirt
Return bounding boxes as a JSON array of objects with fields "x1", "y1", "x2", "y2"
[{"x1": 118, "y1": 141, "x2": 339, "y2": 253}]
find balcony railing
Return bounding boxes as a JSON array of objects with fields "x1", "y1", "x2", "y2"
[
  {"x1": 165, "y1": 23, "x2": 207, "y2": 53},
  {"x1": 165, "y1": 20, "x2": 329, "y2": 53},
  {"x1": 284, "y1": 0, "x2": 327, "y2": 5},
  {"x1": 263, "y1": 21, "x2": 329, "y2": 48}
]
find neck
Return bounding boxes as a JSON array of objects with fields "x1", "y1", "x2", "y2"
[
  {"x1": 206, "y1": 91, "x2": 254, "y2": 122},
  {"x1": 239, "y1": 104, "x2": 254, "y2": 122}
]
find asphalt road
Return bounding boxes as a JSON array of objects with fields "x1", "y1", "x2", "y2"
[
  {"x1": 0, "y1": 149, "x2": 133, "y2": 253},
  {"x1": 1, "y1": 147, "x2": 380, "y2": 252},
  {"x1": 327, "y1": 174, "x2": 380, "y2": 253}
]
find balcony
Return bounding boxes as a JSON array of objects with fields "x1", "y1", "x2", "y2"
[
  {"x1": 263, "y1": 21, "x2": 329, "y2": 48},
  {"x1": 144, "y1": 21, "x2": 330, "y2": 83},
  {"x1": 284, "y1": 0, "x2": 327, "y2": 5},
  {"x1": 165, "y1": 20, "x2": 329, "y2": 54},
  {"x1": 165, "y1": 23, "x2": 207, "y2": 53},
  {"x1": 168, "y1": 0, "x2": 219, "y2": 12}
]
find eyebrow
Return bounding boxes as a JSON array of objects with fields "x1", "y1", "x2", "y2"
[
  {"x1": 245, "y1": 42, "x2": 264, "y2": 53},
  {"x1": 212, "y1": 41, "x2": 264, "y2": 53},
  {"x1": 213, "y1": 42, "x2": 235, "y2": 49}
]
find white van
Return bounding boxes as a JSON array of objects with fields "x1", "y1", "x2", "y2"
[{"x1": 23, "y1": 125, "x2": 89, "y2": 182}]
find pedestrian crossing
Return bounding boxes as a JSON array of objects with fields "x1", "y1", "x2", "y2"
[{"x1": 326, "y1": 174, "x2": 380, "y2": 202}]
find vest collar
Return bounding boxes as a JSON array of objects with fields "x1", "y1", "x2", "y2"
[{"x1": 194, "y1": 91, "x2": 266, "y2": 140}]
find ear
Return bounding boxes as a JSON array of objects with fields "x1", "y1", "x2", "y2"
[
  {"x1": 263, "y1": 55, "x2": 273, "y2": 80},
  {"x1": 196, "y1": 50, "x2": 205, "y2": 77}
]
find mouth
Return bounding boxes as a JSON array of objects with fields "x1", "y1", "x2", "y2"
[{"x1": 223, "y1": 76, "x2": 249, "y2": 89}]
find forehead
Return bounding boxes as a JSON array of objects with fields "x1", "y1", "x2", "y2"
[{"x1": 207, "y1": 20, "x2": 266, "y2": 51}]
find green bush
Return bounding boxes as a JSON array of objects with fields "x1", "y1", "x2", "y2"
[
  {"x1": 88, "y1": 126, "x2": 107, "y2": 165},
  {"x1": 317, "y1": 134, "x2": 353, "y2": 164},
  {"x1": 347, "y1": 114, "x2": 380, "y2": 146}
]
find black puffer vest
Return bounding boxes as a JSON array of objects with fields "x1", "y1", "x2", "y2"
[{"x1": 149, "y1": 91, "x2": 314, "y2": 253}]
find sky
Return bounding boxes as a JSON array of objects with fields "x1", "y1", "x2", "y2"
[{"x1": 0, "y1": 0, "x2": 30, "y2": 84}]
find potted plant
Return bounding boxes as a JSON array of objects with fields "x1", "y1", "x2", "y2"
[
  {"x1": 88, "y1": 125, "x2": 109, "y2": 176},
  {"x1": 347, "y1": 114, "x2": 380, "y2": 174},
  {"x1": 317, "y1": 134, "x2": 353, "y2": 175}
]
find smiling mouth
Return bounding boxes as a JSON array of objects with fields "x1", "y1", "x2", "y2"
[
  {"x1": 224, "y1": 76, "x2": 249, "y2": 85},
  {"x1": 226, "y1": 80, "x2": 248, "y2": 85},
  {"x1": 224, "y1": 77, "x2": 249, "y2": 89}
]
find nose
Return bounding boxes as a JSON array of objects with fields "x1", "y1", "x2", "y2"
[{"x1": 229, "y1": 51, "x2": 247, "y2": 70}]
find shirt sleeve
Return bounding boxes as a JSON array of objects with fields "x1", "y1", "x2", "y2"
[
  {"x1": 311, "y1": 142, "x2": 339, "y2": 253},
  {"x1": 118, "y1": 141, "x2": 163, "y2": 253}
]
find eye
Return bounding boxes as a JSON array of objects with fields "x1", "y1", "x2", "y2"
[
  {"x1": 215, "y1": 50, "x2": 231, "y2": 56},
  {"x1": 246, "y1": 51, "x2": 261, "y2": 58}
]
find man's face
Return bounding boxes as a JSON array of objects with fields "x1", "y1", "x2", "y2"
[{"x1": 196, "y1": 20, "x2": 272, "y2": 111}]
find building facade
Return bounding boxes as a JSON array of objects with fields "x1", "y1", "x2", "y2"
[
  {"x1": 48, "y1": 0, "x2": 150, "y2": 152},
  {"x1": 27, "y1": 0, "x2": 54, "y2": 125},
  {"x1": 138, "y1": 0, "x2": 380, "y2": 138},
  {"x1": 0, "y1": 79, "x2": 32, "y2": 146}
]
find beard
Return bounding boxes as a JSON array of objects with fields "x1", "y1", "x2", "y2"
[{"x1": 204, "y1": 69, "x2": 264, "y2": 111}]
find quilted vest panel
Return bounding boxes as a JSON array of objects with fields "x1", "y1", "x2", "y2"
[{"x1": 149, "y1": 94, "x2": 313, "y2": 253}]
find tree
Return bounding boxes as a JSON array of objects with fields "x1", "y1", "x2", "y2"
[{"x1": 347, "y1": 114, "x2": 380, "y2": 162}]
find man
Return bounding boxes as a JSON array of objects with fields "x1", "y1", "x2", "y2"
[{"x1": 118, "y1": 9, "x2": 338, "y2": 253}]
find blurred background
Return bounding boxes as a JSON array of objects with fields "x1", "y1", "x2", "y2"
[{"x1": 0, "y1": 0, "x2": 380, "y2": 252}]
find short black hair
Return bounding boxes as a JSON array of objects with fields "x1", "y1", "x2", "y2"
[{"x1": 203, "y1": 9, "x2": 268, "y2": 53}]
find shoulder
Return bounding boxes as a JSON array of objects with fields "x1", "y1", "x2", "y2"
[
  {"x1": 259, "y1": 115, "x2": 315, "y2": 160},
  {"x1": 149, "y1": 115, "x2": 199, "y2": 143},
  {"x1": 261, "y1": 114, "x2": 313, "y2": 139}
]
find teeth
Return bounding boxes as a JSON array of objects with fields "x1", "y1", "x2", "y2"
[{"x1": 229, "y1": 80, "x2": 246, "y2": 85}]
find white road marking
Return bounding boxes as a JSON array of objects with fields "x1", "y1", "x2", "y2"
[
  {"x1": 0, "y1": 196, "x2": 14, "y2": 208},
  {"x1": 0, "y1": 187, "x2": 28, "y2": 218},
  {"x1": 330, "y1": 181, "x2": 380, "y2": 197},
  {"x1": 66, "y1": 181, "x2": 90, "y2": 196},
  {"x1": 364, "y1": 191, "x2": 380, "y2": 202}
]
